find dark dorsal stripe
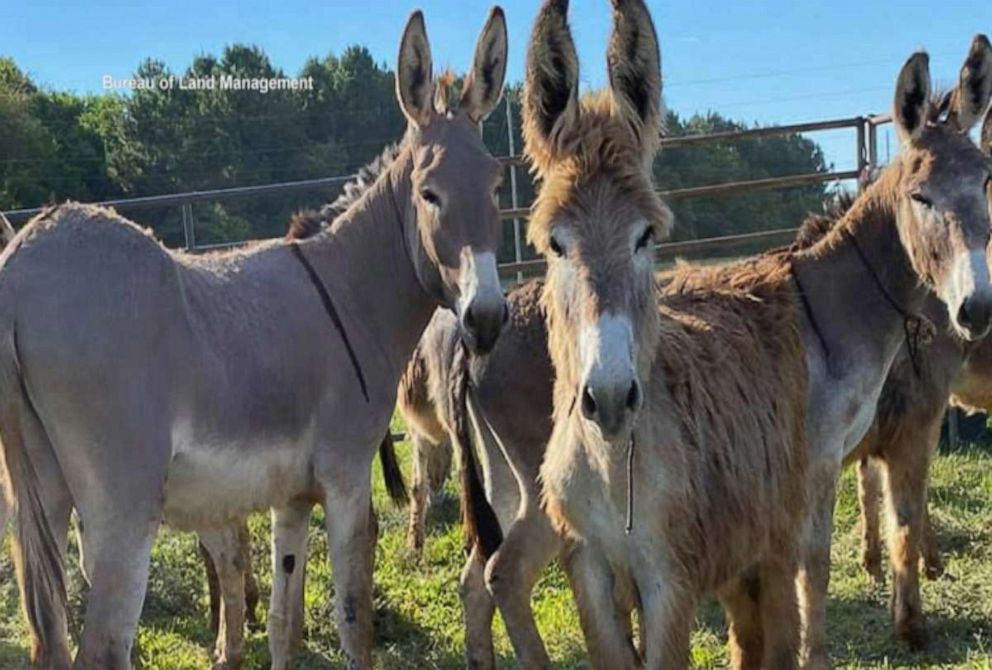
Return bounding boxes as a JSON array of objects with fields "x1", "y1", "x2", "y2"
[{"x1": 290, "y1": 243, "x2": 370, "y2": 402}]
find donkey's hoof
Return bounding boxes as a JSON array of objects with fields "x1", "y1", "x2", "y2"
[
  {"x1": 895, "y1": 615, "x2": 928, "y2": 652},
  {"x1": 213, "y1": 657, "x2": 243, "y2": 670},
  {"x1": 406, "y1": 530, "x2": 425, "y2": 555},
  {"x1": 213, "y1": 646, "x2": 244, "y2": 670},
  {"x1": 921, "y1": 556, "x2": 945, "y2": 581},
  {"x1": 801, "y1": 650, "x2": 833, "y2": 670},
  {"x1": 861, "y1": 552, "x2": 885, "y2": 586}
]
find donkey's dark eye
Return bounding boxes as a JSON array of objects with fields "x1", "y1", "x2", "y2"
[
  {"x1": 910, "y1": 192, "x2": 932, "y2": 207},
  {"x1": 635, "y1": 226, "x2": 655, "y2": 252},
  {"x1": 549, "y1": 235, "x2": 565, "y2": 257},
  {"x1": 420, "y1": 188, "x2": 442, "y2": 207}
]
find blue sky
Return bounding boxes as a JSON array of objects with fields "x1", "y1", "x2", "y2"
[{"x1": 2, "y1": 0, "x2": 990, "y2": 171}]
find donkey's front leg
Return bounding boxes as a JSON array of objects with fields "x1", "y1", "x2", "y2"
[
  {"x1": 268, "y1": 500, "x2": 312, "y2": 670},
  {"x1": 323, "y1": 472, "x2": 376, "y2": 669},
  {"x1": 562, "y1": 540, "x2": 639, "y2": 670},
  {"x1": 640, "y1": 574, "x2": 695, "y2": 670},
  {"x1": 459, "y1": 545, "x2": 496, "y2": 670},
  {"x1": 798, "y1": 466, "x2": 839, "y2": 670},
  {"x1": 485, "y1": 509, "x2": 560, "y2": 669},
  {"x1": 198, "y1": 526, "x2": 248, "y2": 669}
]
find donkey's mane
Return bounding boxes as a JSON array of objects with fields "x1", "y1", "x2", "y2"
[
  {"x1": 793, "y1": 191, "x2": 858, "y2": 251},
  {"x1": 285, "y1": 72, "x2": 465, "y2": 242},
  {"x1": 286, "y1": 141, "x2": 405, "y2": 241}
]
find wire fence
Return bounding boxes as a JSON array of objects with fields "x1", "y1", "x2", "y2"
[{"x1": 3, "y1": 107, "x2": 893, "y2": 274}]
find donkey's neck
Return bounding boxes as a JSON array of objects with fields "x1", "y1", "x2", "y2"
[
  {"x1": 300, "y1": 155, "x2": 438, "y2": 394},
  {"x1": 793, "y1": 177, "x2": 929, "y2": 386}
]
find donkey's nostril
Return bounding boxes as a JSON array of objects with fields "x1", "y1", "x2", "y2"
[
  {"x1": 625, "y1": 380, "x2": 641, "y2": 411},
  {"x1": 958, "y1": 301, "x2": 974, "y2": 330},
  {"x1": 581, "y1": 385, "x2": 597, "y2": 420},
  {"x1": 464, "y1": 307, "x2": 476, "y2": 330},
  {"x1": 958, "y1": 295, "x2": 992, "y2": 335}
]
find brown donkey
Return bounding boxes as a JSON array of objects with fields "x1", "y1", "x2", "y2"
[
  {"x1": 522, "y1": 2, "x2": 992, "y2": 666},
  {"x1": 525, "y1": 3, "x2": 807, "y2": 667}
]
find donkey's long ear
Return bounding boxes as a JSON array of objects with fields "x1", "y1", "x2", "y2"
[
  {"x1": 949, "y1": 34, "x2": 992, "y2": 133},
  {"x1": 894, "y1": 52, "x2": 931, "y2": 144},
  {"x1": 981, "y1": 103, "x2": 992, "y2": 155},
  {"x1": 396, "y1": 11, "x2": 435, "y2": 128},
  {"x1": 461, "y1": 7, "x2": 509, "y2": 123},
  {"x1": 607, "y1": 0, "x2": 663, "y2": 151},
  {"x1": 523, "y1": 0, "x2": 580, "y2": 171}
]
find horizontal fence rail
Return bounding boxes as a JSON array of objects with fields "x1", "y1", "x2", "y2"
[{"x1": 3, "y1": 112, "x2": 893, "y2": 269}]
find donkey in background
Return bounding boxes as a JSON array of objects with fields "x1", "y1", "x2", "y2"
[{"x1": 0, "y1": 7, "x2": 509, "y2": 669}]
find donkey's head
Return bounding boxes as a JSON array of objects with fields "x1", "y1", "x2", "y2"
[
  {"x1": 524, "y1": 0, "x2": 671, "y2": 443},
  {"x1": 890, "y1": 36, "x2": 992, "y2": 340},
  {"x1": 395, "y1": 8, "x2": 509, "y2": 354}
]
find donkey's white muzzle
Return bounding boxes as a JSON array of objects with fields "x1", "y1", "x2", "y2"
[
  {"x1": 578, "y1": 314, "x2": 642, "y2": 443},
  {"x1": 948, "y1": 248, "x2": 992, "y2": 340},
  {"x1": 457, "y1": 251, "x2": 508, "y2": 355}
]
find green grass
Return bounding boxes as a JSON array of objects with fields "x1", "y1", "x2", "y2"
[{"x1": 2, "y1": 436, "x2": 991, "y2": 669}]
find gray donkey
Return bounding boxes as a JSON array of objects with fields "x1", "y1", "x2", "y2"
[{"x1": 0, "y1": 7, "x2": 509, "y2": 669}]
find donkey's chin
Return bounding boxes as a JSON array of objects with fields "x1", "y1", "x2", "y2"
[{"x1": 581, "y1": 415, "x2": 636, "y2": 448}]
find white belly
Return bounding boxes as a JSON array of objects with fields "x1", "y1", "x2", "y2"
[{"x1": 163, "y1": 441, "x2": 313, "y2": 530}]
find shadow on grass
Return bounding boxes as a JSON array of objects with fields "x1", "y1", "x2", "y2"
[
  {"x1": 423, "y1": 493, "x2": 460, "y2": 536},
  {"x1": 823, "y1": 591, "x2": 991, "y2": 667}
]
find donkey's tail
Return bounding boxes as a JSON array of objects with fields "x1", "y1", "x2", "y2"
[
  {"x1": 0, "y1": 328, "x2": 68, "y2": 664},
  {"x1": 449, "y1": 342, "x2": 503, "y2": 559},
  {"x1": 378, "y1": 431, "x2": 408, "y2": 507}
]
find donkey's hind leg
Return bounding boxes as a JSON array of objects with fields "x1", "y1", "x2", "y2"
[
  {"x1": 460, "y1": 545, "x2": 496, "y2": 670},
  {"x1": 199, "y1": 526, "x2": 248, "y2": 670},
  {"x1": 718, "y1": 570, "x2": 764, "y2": 670},
  {"x1": 857, "y1": 456, "x2": 885, "y2": 585},
  {"x1": 407, "y1": 433, "x2": 433, "y2": 553},
  {"x1": 484, "y1": 510, "x2": 559, "y2": 669},
  {"x1": 71, "y1": 424, "x2": 169, "y2": 669},
  {"x1": 267, "y1": 500, "x2": 312, "y2": 670},
  {"x1": 920, "y1": 501, "x2": 944, "y2": 580},
  {"x1": 879, "y1": 415, "x2": 939, "y2": 651},
  {"x1": 200, "y1": 539, "x2": 222, "y2": 635},
  {"x1": 0, "y1": 466, "x2": 11, "y2": 540},
  {"x1": 238, "y1": 523, "x2": 261, "y2": 630}
]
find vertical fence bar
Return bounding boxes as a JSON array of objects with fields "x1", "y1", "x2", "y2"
[
  {"x1": 181, "y1": 201, "x2": 196, "y2": 250},
  {"x1": 867, "y1": 121, "x2": 878, "y2": 171},
  {"x1": 505, "y1": 95, "x2": 523, "y2": 283},
  {"x1": 856, "y1": 117, "x2": 867, "y2": 192}
]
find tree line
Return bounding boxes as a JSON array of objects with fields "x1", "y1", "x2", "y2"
[{"x1": 0, "y1": 44, "x2": 829, "y2": 256}]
